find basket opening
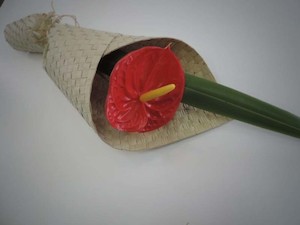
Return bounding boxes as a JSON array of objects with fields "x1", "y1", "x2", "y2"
[{"x1": 91, "y1": 39, "x2": 177, "y2": 138}]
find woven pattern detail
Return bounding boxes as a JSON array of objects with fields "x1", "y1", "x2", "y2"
[
  {"x1": 4, "y1": 13, "x2": 57, "y2": 53},
  {"x1": 44, "y1": 24, "x2": 117, "y2": 127},
  {"x1": 103, "y1": 35, "x2": 147, "y2": 55}
]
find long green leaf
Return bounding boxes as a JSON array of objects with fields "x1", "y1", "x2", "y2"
[{"x1": 182, "y1": 73, "x2": 300, "y2": 138}]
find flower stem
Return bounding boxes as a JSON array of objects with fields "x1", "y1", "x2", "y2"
[{"x1": 182, "y1": 73, "x2": 300, "y2": 138}]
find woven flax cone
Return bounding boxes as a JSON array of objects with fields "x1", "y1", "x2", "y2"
[{"x1": 5, "y1": 14, "x2": 229, "y2": 150}]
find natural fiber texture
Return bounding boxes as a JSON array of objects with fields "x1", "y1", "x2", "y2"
[
  {"x1": 5, "y1": 13, "x2": 229, "y2": 150},
  {"x1": 4, "y1": 12, "x2": 59, "y2": 53},
  {"x1": 43, "y1": 24, "x2": 229, "y2": 150}
]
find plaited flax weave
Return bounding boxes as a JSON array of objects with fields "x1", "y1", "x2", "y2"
[
  {"x1": 4, "y1": 12, "x2": 59, "y2": 53},
  {"x1": 5, "y1": 13, "x2": 229, "y2": 150}
]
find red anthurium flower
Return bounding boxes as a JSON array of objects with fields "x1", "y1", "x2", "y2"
[{"x1": 105, "y1": 45, "x2": 185, "y2": 132}]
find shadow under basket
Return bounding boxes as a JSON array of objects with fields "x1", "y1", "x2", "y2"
[{"x1": 43, "y1": 24, "x2": 229, "y2": 151}]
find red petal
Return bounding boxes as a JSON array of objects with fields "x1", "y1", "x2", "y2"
[{"x1": 105, "y1": 46, "x2": 185, "y2": 132}]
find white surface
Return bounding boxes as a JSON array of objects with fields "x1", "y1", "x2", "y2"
[{"x1": 0, "y1": 1, "x2": 300, "y2": 225}]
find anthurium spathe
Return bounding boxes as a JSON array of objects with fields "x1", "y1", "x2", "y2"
[{"x1": 105, "y1": 46, "x2": 185, "y2": 132}]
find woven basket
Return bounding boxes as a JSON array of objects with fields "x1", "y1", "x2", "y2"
[{"x1": 5, "y1": 13, "x2": 229, "y2": 151}]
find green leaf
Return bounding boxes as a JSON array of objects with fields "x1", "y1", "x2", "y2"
[{"x1": 182, "y1": 73, "x2": 300, "y2": 138}]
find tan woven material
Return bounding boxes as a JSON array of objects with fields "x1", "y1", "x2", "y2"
[
  {"x1": 4, "y1": 12, "x2": 59, "y2": 53},
  {"x1": 5, "y1": 14, "x2": 229, "y2": 150}
]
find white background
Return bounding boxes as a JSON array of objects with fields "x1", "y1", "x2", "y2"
[{"x1": 0, "y1": 1, "x2": 300, "y2": 225}]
